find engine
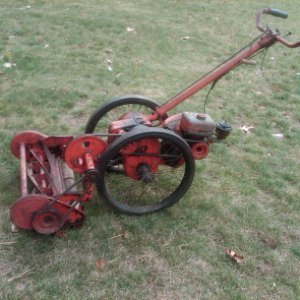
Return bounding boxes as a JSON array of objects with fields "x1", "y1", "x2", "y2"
[
  {"x1": 162, "y1": 112, "x2": 216, "y2": 140},
  {"x1": 108, "y1": 111, "x2": 231, "y2": 160},
  {"x1": 162, "y1": 112, "x2": 232, "y2": 159}
]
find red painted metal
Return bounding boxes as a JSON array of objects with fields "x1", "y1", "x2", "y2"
[
  {"x1": 10, "y1": 132, "x2": 98, "y2": 234},
  {"x1": 108, "y1": 112, "x2": 152, "y2": 144},
  {"x1": 180, "y1": 113, "x2": 216, "y2": 138},
  {"x1": 32, "y1": 208, "x2": 62, "y2": 234},
  {"x1": 123, "y1": 138, "x2": 160, "y2": 180},
  {"x1": 10, "y1": 195, "x2": 50, "y2": 230},
  {"x1": 64, "y1": 135, "x2": 107, "y2": 173},
  {"x1": 162, "y1": 113, "x2": 182, "y2": 133},
  {"x1": 191, "y1": 142, "x2": 209, "y2": 159},
  {"x1": 42, "y1": 135, "x2": 73, "y2": 148},
  {"x1": 9, "y1": 8, "x2": 300, "y2": 235},
  {"x1": 119, "y1": 142, "x2": 138, "y2": 155},
  {"x1": 276, "y1": 36, "x2": 300, "y2": 48},
  {"x1": 10, "y1": 130, "x2": 47, "y2": 159},
  {"x1": 84, "y1": 152, "x2": 96, "y2": 170}
]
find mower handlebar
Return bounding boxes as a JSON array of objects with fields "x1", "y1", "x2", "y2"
[
  {"x1": 256, "y1": 8, "x2": 300, "y2": 48},
  {"x1": 256, "y1": 7, "x2": 288, "y2": 32}
]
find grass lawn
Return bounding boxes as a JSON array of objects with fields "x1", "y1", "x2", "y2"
[{"x1": 0, "y1": 0, "x2": 299, "y2": 299}]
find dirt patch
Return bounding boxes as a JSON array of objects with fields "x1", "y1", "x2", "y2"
[
  {"x1": 258, "y1": 233, "x2": 278, "y2": 249},
  {"x1": 58, "y1": 97, "x2": 92, "y2": 131},
  {"x1": 256, "y1": 262, "x2": 275, "y2": 275}
]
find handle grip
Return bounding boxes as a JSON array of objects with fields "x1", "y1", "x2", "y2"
[{"x1": 267, "y1": 8, "x2": 288, "y2": 19}]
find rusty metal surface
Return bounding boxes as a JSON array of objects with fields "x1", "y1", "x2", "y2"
[{"x1": 20, "y1": 143, "x2": 28, "y2": 197}]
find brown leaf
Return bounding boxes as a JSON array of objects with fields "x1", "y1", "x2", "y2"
[
  {"x1": 224, "y1": 248, "x2": 245, "y2": 263},
  {"x1": 240, "y1": 125, "x2": 255, "y2": 134},
  {"x1": 282, "y1": 111, "x2": 291, "y2": 118},
  {"x1": 55, "y1": 230, "x2": 65, "y2": 238},
  {"x1": 217, "y1": 104, "x2": 227, "y2": 110},
  {"x1": 96, "y1": 258, "x2": 106, "y2": 270},
  {"x1": 122, "y1": 230, "x2": 129, "y2": 239}
]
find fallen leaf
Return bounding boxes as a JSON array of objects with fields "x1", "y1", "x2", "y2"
[
  {"x1": 126, "y1": 27, "x2": 135, "y2": 33},
  {"x1": 122, "y1": 230, "x2": 129, "y2": 239},
  {"x1": 271, "y1": 85, "x2": 281, "y2": 92},
  {"x1": 55, "y1": 230, "x2": 65, "y2": 238},
  {"x1": 224, "y1": 248, "x2": 244, "y2": 263},
  {"x1": 282, "y1": 111, "x2": 291, "y2": 118},
  {"x1": 106, "y1": 59, "x2": 113, "y2": 71},
  {"x1": 19, "y1": 5, "x2": 31, "y2": 10},
  {"x1": 105, "y1": 48, "x2": 113, "y2": 54},
  {"x1": 217, "y1": 104, "x2": 227, "y2": 110},
  {"x1": 240, "y1": 125, "x2": 255, "y2": 134},
  {"x1": 272, "y1": 133, "x2": 284, "y2": 140},
  {"x1": 3, "y1": 62, "x2": 12, "y2": 68},
  {"x1": 96, "y1": 258, "x2": 106, "y2": 270},
  {"x1": 11, "y1": 223, "x2": 19, "y2": 234}
]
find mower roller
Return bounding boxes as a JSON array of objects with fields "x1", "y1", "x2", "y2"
[{"x1": 10, "y1": 8, "x2": 300, "y2": 234}]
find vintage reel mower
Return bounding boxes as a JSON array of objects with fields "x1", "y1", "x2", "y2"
[{"x1": 10, "y1": 8, "x2": 300, "y2": 234}]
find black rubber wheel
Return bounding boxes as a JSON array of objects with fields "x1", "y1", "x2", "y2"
[
  {"x1": 96, "y1": 126, "x2": 195, "y2": 215},
  {"x1": 85, "y1": 95, "x2": 165, "y2": 136}
]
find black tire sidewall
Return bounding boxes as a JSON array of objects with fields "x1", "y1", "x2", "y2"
[
  {"x1": 85, "y1": 96, "x2": 159, "y2": 134},
  {"x1": 96, "y1": 126, "x2": 195, "y2": 215}
]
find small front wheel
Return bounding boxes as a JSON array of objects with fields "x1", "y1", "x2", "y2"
[{"x1": 96, "y1": 126, "x2": 195, "y2": 215}]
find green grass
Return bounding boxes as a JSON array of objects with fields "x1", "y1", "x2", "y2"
[{"x1": 1, "y1": 0, "x2": 300, "y2": 299}]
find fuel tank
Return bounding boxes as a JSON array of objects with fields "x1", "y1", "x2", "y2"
[{"x1": 162, "y1": 112, "x2": 216, "y2": 139}]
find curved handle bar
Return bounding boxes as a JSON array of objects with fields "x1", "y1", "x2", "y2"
[
  {"x1": 255, "y1": 8, "x2": 300, "y2": 48},
  {"x1": 276, "y1": 36, "x2": 300, "y2": 48},
  {"x1": 256, "y1": 7, "x2": 288, "y2": 32}
]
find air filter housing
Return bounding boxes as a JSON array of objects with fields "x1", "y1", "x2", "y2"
[{"x1": 215, "y1": 120, "x2": 232, "y2": 139}]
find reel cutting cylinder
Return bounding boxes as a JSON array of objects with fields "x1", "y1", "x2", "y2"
[{"x1": 10, "y1": 131, "x2": 107, "y2": 234}]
